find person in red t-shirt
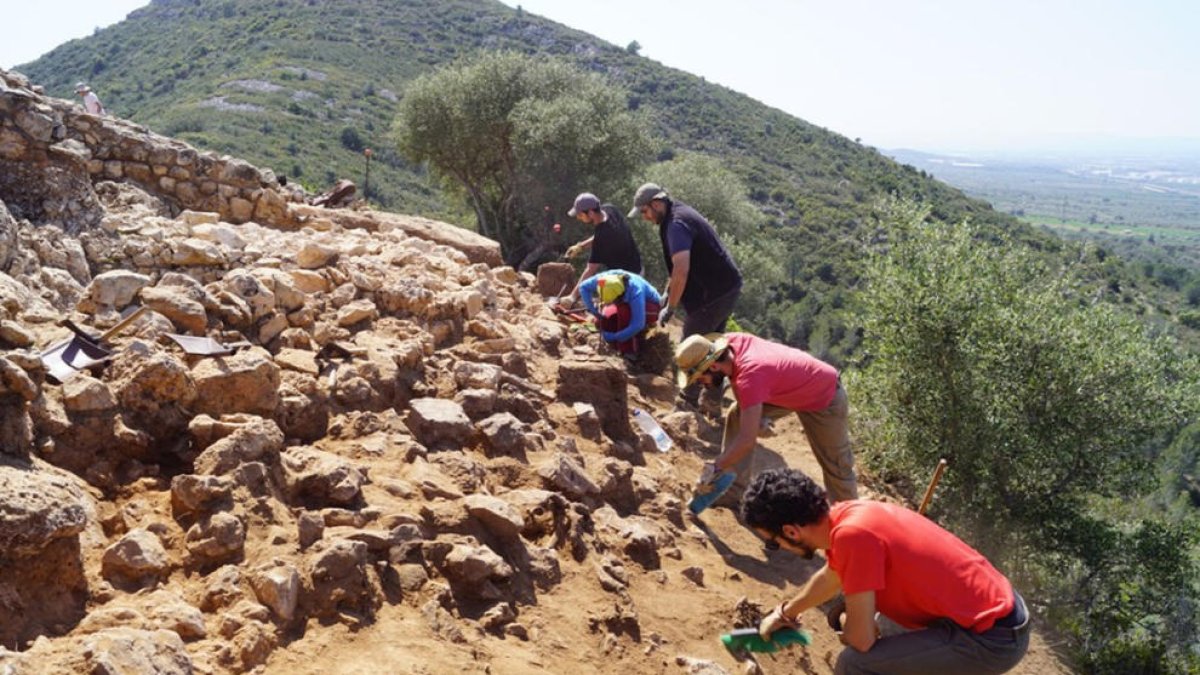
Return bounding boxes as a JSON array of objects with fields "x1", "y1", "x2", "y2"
[
  {"x1": 742, "y1": 468, "x2": 1030, "y2": 675},
  {"x1": 674, "y1": 332, "x2": 858, "y2": 503}
]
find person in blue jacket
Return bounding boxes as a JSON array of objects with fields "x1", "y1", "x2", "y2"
[{"x1": 579, "y1": 270, "x2": 663, "y2": 357}]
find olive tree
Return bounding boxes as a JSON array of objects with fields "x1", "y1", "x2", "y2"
[
  {"x1": 393, "y1": 51, "x2": 651, "y2": 265},
  {"x1": 849, "y1": 200, "x2": 1200, "y2": 671}
]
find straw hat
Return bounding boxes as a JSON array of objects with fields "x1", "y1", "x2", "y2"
[{"x1": 674, "y1": 333, "x2": 728, "y2": 389}]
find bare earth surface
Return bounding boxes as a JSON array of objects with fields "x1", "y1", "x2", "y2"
[{"x1": 268, "y1": 412, "x2": 1072, "y2": 675}]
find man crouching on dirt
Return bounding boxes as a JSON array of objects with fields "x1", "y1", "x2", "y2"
[
  {"x1": 578, "y1": 270, "x2": 661, "y2": 360},
  {"x1": 743, "y1": 468, "x2": 1030, "y2": 675}
]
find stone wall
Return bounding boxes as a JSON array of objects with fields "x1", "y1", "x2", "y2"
[{"x1": 0, "y1": 68, "x2": 299, "y2": 234}]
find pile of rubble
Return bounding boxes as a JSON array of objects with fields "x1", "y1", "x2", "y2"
[{"x1": 0, "y1": 67, "x2": 732, "y2": 674}]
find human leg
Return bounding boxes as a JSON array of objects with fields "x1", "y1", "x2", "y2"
[
  {"x1": 835, "y1": 617, "x2": 1029, "y2": 675},
  {"x1": 722, "y1": 404, "x2": 792, "y2": 505},
  {"x1": 600, "y1": 303, "x2": 636, "y2": 354},
  {"x1": 679, "y1": 287, "x2": 741, "y2": 405},
  {"x1": 796, "y1": 383, "x2": 858, "y2": 501}
]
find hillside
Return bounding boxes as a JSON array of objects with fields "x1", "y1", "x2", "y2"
[
  {"x1": 16, "y1": 0, "x2": 1049, "y2": 356},
  {"x1": 0, "y1": 67, "x2": 1072, "y2": 674}
]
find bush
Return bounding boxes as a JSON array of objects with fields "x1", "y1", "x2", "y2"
[{"x1": 850, "y1": 200, "x2": 1200, "y2": 670}]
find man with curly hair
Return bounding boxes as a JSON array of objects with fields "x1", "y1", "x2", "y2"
[{"x1": 742, "y1": 468, "x2": 1029, "y2": 675}]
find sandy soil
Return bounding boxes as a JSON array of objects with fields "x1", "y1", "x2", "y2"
[{"x1": 265, "y1": 408, "x2": 1073, "y2": 675}]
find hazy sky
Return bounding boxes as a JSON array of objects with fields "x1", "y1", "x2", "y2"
[{"x1": 4, "y1": 0, "x2": 1197, "y2": 153}]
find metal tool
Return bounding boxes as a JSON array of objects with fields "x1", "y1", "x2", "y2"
[
  {"x1": 40, "y1": 306, "x2": 149, "y2": 384},
  {"x1": 165, "y1": 333, "x2": 253, "y2": 356}
]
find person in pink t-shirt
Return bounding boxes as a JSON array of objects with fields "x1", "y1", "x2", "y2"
[
  {"x1": 743, "y1": 468, "x2": 1029, "y2": 674},
  {"x1": 674, "y1": 332, "x2": 858, "y2": 502}
]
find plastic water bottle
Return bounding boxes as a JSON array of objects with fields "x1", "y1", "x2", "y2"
[{"x1": 631, "y1": 407, "x2": 673, "y2": 452}]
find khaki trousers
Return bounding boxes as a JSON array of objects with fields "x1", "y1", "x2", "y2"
[{"x1": 723, "y1": 382, "x2": 859, "y2": 503}]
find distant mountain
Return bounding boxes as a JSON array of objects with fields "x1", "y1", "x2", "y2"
[{"x1": 15, "y1": 0, "x2": 1049, "y2": 352}]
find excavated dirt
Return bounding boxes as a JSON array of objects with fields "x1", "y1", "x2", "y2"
[
  {"x1": 0, "y1": 66, "x2": 1072, "y2": 675},
  {"x1": 266, "y1": 412, "x2": 1074, "y2": 675}
]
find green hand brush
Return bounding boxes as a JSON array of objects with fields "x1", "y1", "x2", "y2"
[{"x1": 720, "y1": 627, "x2": 812, "y2": 654}]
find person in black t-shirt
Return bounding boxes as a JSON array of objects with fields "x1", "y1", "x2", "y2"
[{"x1": 556, "y1": 192, "x2": 643, "y2": 307}]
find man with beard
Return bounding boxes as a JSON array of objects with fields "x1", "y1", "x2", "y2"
[
  {"x1": 674, "y1": 332, "x2": 858, "y2": 504},
  {"x1": 629, "y1": 183, "x2": 741, "y2": 405},
  {"x1": 743, "y1": 469, "x2": 1030, "y2": 675},
  {"x1": 557, "y1": 192, "x2": 643, "y2": 307}
]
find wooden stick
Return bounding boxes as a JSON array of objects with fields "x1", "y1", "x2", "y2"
[
  {"x1": 918, "y1": 458, "x2": 949, "y2": 516},
  {"x1": 99, "y1": 305, "x2": 150, "y2": 342}
]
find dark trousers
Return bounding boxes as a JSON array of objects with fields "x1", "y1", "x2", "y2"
[
  {"x1": 680, "y1": 285, "x2": 741, "y2": 403},
  {"x1": 835, "y1": 591, "x2": 1031, "y2": 675},
  {"x1": 600, "y1": 300, "x2": 660, "y2": 354}
]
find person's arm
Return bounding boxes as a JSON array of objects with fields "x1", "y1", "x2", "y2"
[
  {"x1": 714, "y1": 402, "x2": 762, "y2": 471},
  {"x1": 761, "y1": 564, "x2": 843, "y2": 638},
  {"x1": 566, "y1": 236, "x2": 595, "y2": 259},
  {"x1": 840, "y1": 591, "x2": 879, "y2": 652},
  {"x1": 578, "y1": 276, "x2": 601, "y2": 317},
  {"x1": 570, "y1": 263, "x2": 603, "y2": 303},
  {"x1": 664, "y1": 250, "x2": 690, "y2": 309}
]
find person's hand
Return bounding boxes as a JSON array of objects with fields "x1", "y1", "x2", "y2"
[
  {"x1": 698, "y1": 461, "x2": 718, "y2": 487},
  {"x1": 657, "y1": 305, "x2": 674, "y2": 327},
  {"x1": 759, "y1": 603, "x2": 800, "y2": 640},
  {"x1": 565, "y1": 244, "x2": 585, "y2": 259}
]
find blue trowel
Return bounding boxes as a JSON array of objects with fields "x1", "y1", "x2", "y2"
[{"x1": 688, "y1": 471, "x2": 736, "y2": 515}]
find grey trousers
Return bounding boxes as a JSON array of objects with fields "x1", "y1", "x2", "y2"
[
  {"x1": 724, "y1": 383, "x2": 859, "y2": 502},
  {"x1": 835, "y1": 593, "x2": 1031, "y2": 675}
]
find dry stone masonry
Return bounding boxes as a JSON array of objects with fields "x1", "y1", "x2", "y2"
[{"x1": 0, "y1": 65, "x2": 751, "y2": 675}]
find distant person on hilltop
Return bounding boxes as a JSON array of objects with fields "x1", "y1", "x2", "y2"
[
  {"x1": 629, "y1": 182, "x2": 741, "y2": 406},
  {"x1": 674, "y1": 332, "x2": 858, "y2": 506},
  {"x1": 743, "y1": 468, "x2": 1030, "y2": 675},
  {"x1": 554, "y1": 192, "x2": 643, "y2": 308},
  {"x1": 74, "y1": 82, "x2": 105, "y2": 115}
]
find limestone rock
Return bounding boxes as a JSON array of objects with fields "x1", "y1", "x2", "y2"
[
  {"x1": 192, "y1": 416, "x2": 284, "y2": 476},
  {"x1": 141, "y1": 286, "x2": 207, "y2": 335},
  {"x1": 476, "y1": 412, "x2": 527, "y2": 456},
  {"x1": 281, "y1": 447, "x2": 365, "y2": 507},
  {"x1": 537, "y1": 453, "x2": 600, "y2": 501},
  {"x1": 250, "y1": 563, "x2": 301, "y2": 621},
  {"x1": 453, "y1": 360, "x2": 502, "y2": 391},
  {"x1": 0, "y1": 462, "x2": 91, "y2": 556},
  {"x1": 191, "y1": 349, "x2": 280, "y2": 416},
  {"x1": 463, "y1": 494, "x2": 525, "y2": 539},
  {"x1": 404, "y1": 398, "x2": 475, "y2": 449},
  {"x1": 81, "y1": 270, "x2": 150, "y2": 310},
  {"x1": 556, "y1": 360, "x2": 633, "y2": 441},
  {"x1": 101, "y1": 528, "x2": 170, "y2": 581},
  {"x1": 80, "y1": 628, "x2": 193, "y2": 675},
  {"x1": 62, "y1": 374, "x2": 117, "y2": 412},
  {"x1": 185, "y1": 512, "x2": 245, "y2": 565}
]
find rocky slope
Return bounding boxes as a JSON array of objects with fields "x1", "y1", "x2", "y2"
[{"x1": 0, "y1": 68, "x2": 1067, "y2": 674}]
